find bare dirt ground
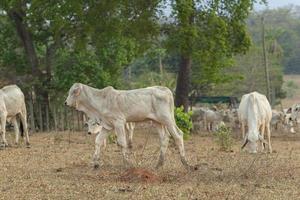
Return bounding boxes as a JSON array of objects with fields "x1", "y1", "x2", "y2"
[{"x1": 1, "y1": 128, "x2": 300, "y2": 200}]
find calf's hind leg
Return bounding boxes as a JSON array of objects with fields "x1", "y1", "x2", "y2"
[
  {"x1": 20, "y1": 111, "x2": 30, "y2": 146},
  {"x1": 11, "y1": 117, "x2": 20, "y2": 145},
  {"x1": 156, "y1": 125, "x2": 170, "y2": 169},
  {"x1": 0, "y1": 113, "x2": 8, "y2": 146}
]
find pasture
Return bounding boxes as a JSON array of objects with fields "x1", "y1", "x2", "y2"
[{"x1": 1, "y1": 127, "x2": 300, "y2": 200}]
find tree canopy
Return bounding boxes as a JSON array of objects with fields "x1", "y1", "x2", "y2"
[{"x1": 0, "y1": 0, "x2": 294, "y2": 113}]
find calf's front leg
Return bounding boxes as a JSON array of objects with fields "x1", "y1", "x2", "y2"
[{"x1": 93, "y1": 130, "x2": 109, "y2": 169}]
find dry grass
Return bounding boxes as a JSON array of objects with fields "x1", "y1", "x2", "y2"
[{"x1": 1, "y1": 128, "x2": 300, "y2": 200}]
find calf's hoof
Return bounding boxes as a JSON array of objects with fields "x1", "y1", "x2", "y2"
[
  {"x1": 26, "y1": 142, "x2": 31, "y2": 148},
  {"x1": 94, "y1": 163, "x2": 100, "y2": 169}
]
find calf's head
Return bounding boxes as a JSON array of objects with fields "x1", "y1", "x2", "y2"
[{"x1": 86, "y1": 119, "x2": 102, "y2": 135}]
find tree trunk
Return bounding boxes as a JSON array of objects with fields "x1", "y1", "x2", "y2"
[
  {"x1": 175, "y1": 55, "x2": 192, "y2": 112},
  {"x1": 52, "y1": 104, "x2": 58, "y2": 132},
  {"x1": 8, "y1": 8, "x2": 40, "y2": 77},
  {"x1": 61, "y1": 107, "x2": 65, "y2": 131},
  {"x1": 9, "y1": 6, "x2": 52, "y2": 119},
  {"x1": 159, "y1": 54, "x2": 163, "y2": 77}
]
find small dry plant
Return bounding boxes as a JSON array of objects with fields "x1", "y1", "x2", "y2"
[{"x1": 214, "y1": 123, "x2": 233, "y2": 151}]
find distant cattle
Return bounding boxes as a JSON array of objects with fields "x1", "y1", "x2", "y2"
[
  {"x1": 282, "y1": 105, "x2": 300, "y2": 133},
  {"x1": 0, "y1": 85, "x2": 30, "y2": 147},
  {"x1": 238, "y1": 91, "x2": 272, "y2": 153},
  {"x1": 191, "y1": 107, "x2": 208, "y2": 131},
  {"x1": 203, "y1": 109, "x2": 226, "y2": 132},
  {"x1": 286, "y1": 104, "x2": 300, "y2": 122},
  {"x1": 192, "y1": 107, "x2": 238, "y2": 132},
  {"x1": 65, "y1": 83, "x2": 192, "y2": 170},
  {"x1": 271, "y1": 110, "x2": 284, "y2": 131}
]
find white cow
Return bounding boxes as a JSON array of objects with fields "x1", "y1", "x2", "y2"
[
  {"x1": 238, "y1": 91, "x2": 272, "y2": 153},
  {"x1": 0, "y1": 85, "x2": 30, "y2": 147},
  {"x1": 191, "y1": 107, "x2": 208, "y2": 131},
  {"x1": 192, "y1": 107, "x2": 227, "y2": 131},
  {"x1": 86, "y1": 118, "x2": 135, "y2": 149},
  {"x1": 65, "y1": 83, "x2": 192, "y2": 170},
  {"x1": 203, "y1": 109, "x2": 225, "y2": 132}
]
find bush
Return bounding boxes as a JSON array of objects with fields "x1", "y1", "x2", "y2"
[
  {"x1": 214, "y1": 123, "x2": 233, "y2": 151},
  {"x1": 108, "y1": 134, "x2": 117, "y2": 144},
  {"x1": 175, "y1": 106, "x2": 193, "y2": 140}
]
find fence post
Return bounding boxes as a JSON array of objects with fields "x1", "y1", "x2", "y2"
[
  {"x1": 28, "y1": 93, "x2": 35, "y2": 133},
  {"x1": 45, "y1": 103, "x2": 50, "y2": 132},
  {"x1": 52, "y1": 104, "x2": 58, "y2": 132},
  {"x1": 61, "y1": 107, "x2": 65, "y2": 131},
  {"x1": 38, "y1": 101, "x2": 43, "y2": 132}
]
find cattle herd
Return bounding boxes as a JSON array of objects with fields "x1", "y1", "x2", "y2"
[{"x1": 1, "y1": 83, "x2": 300, "y2": 171}]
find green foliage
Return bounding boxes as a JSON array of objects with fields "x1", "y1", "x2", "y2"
[
  {"x1": 211, "y1": 44, "x2": 284, "y2": 102},
  {"x1": 165, "y1": 0, "x2": 262, "y2": 106},
  {"x1": 175, "y1": 106, "x2": 193, "y2": 140},
  {"x1": 53, "y1": 50, "x2": 113, "y2": 94},
  {"x1": 0, "y1": 0, "x2": 161, "y2": 99},
  {"x1": 248, "y1": 7, "x2": 300, "y2": 74},
  {"x1": 108, "y1": 134, "x2": 117, "y2": 144},
  {"x1": 214, "y1": 123, "x2": 233, "y2": 152}
]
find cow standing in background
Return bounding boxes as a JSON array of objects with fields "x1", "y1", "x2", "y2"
[
  {"x1": 238, "y1": 91, "x2": 272, "y2": 153},
  {"x1": 65, "y1": 83, "x2": 193, "y2": 170},
  {"x1": 0, "y1": 85, "x2": 30, "y2": 147}
]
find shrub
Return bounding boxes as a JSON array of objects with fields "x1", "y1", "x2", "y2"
[
  {"x1": 214, "y1": 123, "x2": 233, "y2": 151},
  {"x1": 175, "y1": 106, "x2": 193, "y2": 140},
  {"x1": 108, "y1": 134, "x2": 117, "y2": 144}
]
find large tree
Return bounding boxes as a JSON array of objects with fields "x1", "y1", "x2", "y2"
[{"x1": 167, "y1": 0, "x2": 264, "y2": 111}]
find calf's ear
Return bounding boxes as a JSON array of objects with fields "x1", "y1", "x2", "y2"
[{"x1": 287, "y1": 107, "x2": 292, "y2": 114}]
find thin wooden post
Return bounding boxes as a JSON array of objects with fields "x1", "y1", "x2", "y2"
[
  {"x1": 38, "y1": 101, "x2": 43, "y2": 132},
  {"x1": 61, "y1": 107, "x2": 65, "y2": 131},
  {"x1": 52, "y1": 104, "x2": 58, "y2": 132},
  {"x1": 28, "y1": 93, "x2": 35, "y2": 133},
  {"x1": 45, "y1": 103, "x2": 50, "y2": 132},
  {"x1": 262, "y1": 16, "x2": 272, "y2": 104}
]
